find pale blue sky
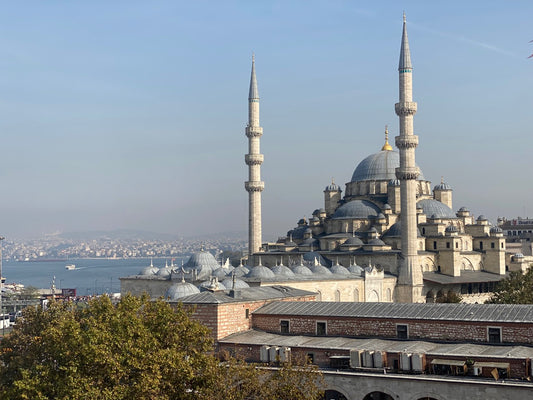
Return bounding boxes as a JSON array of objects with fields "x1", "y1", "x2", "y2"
[{"x1": 0, "y1": 1, "x2": 531, "y2": 239}]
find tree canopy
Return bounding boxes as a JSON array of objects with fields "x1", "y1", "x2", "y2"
[
  {"x1": 486, "y1": 268, "x2": 533, "y2": 304},
  {"x1": 0, "y1": 294, "x2": 323, "y2": 400}
]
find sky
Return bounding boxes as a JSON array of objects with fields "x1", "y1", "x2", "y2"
[{"x1": 0, "y1": 1, "x2": 531, "y2": 240}]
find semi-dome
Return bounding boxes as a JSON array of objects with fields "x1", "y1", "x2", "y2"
[
  {"x1": 221, "y1": 277, "x2": 250, "y2": 289},
  {"x1": 332, "y1": 200, "x2": 381, "y2": 219},
  {"x1": 351, "y1": 150, "x2": 425, "y2": 182},
  {"x1": 445, "y1": 225, "x2": 458, "y2": 233},
  {"x1": 367, "y1": 238, "x2": 387, "y2": 246},
  {"x1": 183, "y1": 251, "x2": 219, "y2": 271},
  {"x1": 417, "y1": 199, "x2": 456, "y2": 219},
  {"x1": 165, "y1": 282, "x2": 200, "y2": 300}
]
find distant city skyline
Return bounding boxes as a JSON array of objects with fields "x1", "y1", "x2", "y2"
[{"x1": 0, "y1": 1, "x2": 531, "y2": 240}]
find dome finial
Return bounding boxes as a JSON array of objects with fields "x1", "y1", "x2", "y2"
[
  {"x1": 403, "y1": 11, "x2": 406, "y2": 23},
  {"x1": 381, "y1": 125, "x2": 393, "y2": 151},
  {"x1": 441, "y1": 176, "x2": 444, "y2": 184}
]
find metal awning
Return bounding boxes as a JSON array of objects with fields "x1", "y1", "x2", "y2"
[
  {"x1": 430, "y1": 359, "x2": 466, "y2": 366},
  {"x1": 475, "y1": 362, "x2": 510, "y2": 369}
]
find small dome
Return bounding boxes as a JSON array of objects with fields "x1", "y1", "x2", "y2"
[
  {"x1": 221, "y1": 277, "x2": 250, "y2": 289},
  {"x1": 271, "y1": 265, "x2": 295, "y2": 277},
  {"x1": 458, "y1": 206, "x2": 468, "y2": 212},
  {"x1": 156, "y1": 267, "x2": 172, "y2": 277},
  {"x1": 165, "y1": 282, "x2": 200, "y2": 300},
  {"x1": 477, "y1": 215, "x2": 488, "y2": 221},
  {"x1": 140, "y1": 265, "x2": 159, "y2": 276},
  {"x1": 490, "y1": 226, "x2": 503, "y2": 233},
  {"x1": 376, "y1": 213, "x2": 386, "y2": 220},
  {"x1": 312, "y1": 209, "x2": 321, "y2": 216},
  {"x1": 331, "y1": 264, "x2": 350, "y2": 275},
  {"x1": 199, "y1": 279, "x2": 226, "y2": 291},
  {"x1": 343, "y1": 236, "x2": 364, "y2": 246},
  {"x1": 291, "y1": 264, "x2": 314, "y2": 275},
  {"x1": 285, "y1": 238, "x2": 297, "y2": 246},
  {"x1": 434, "y1": 182, "x2": 452, "y2": 191},
  {"x1": 368, "y1": 227, "x2": 378, "y2": 233},
  {"x1": 212, "y1": 267, "x2": 230, "y2": 279},
  {"x1": 183, "y1": 251, "x2": 219, "y2": 272},
  {"x1": 417, "y1": 199, "x2": 456, "y2": 219},
  {"x1": 304, "y1": 228, "x2": 312, "y2": 234},
  {"x1": 319, "y1": 208, "x2": 326, "y2": 213},
  {"x1": 233, "y1": 264, "x2": 250, "y2": 277},
  {"x1": 348, "y1": 264, "x2": 364, "y2": 276},
  {"x1": 325, "y1": 180, "x2": 341, "y2": 192},
  {"x1": 309, "y1": 265, "x2": 332, "y2": 275},
  {"x1": 367, "y1": 238, "x2": 386, "y2": 246},
  {"x1": 388, "y1": 179, "x2": 400, "y2": 187},
  {"x1": 246, "y1": 265, "x2": 276, "y2": 279},
  {"x1": 445, "y1": 225, "x2": 458, "y2": 233},
  {"x1": 332, "y1": 200, "x2": 381, "y2": 219},
  {"x1": 383, "y1": 221, "x2": 422, "y2": 238},
  {"x1": 383, "y1": 203, "x2": 392, "y2": 210},
  {"x1": 514, "y1": 253, "x2": 524, "y2": 259},
  {"x1": 310, "y1": 216, "x2": 319, "y2": 222}
]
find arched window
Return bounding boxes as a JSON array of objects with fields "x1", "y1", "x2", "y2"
[{"x1": 335, "y1": 290, "x2": 341, "y2": 302}]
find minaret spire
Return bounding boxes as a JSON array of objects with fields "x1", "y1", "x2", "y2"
[
  {"x1": 245, "y1": 54, "x2": 264, "y2": 257},
  {"x1": 394, "y1": 14, "x2": 423, "y2": 303}
]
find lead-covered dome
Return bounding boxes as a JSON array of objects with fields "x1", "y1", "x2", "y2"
[
  {"x1": 417, "y1": 199, "x2": 456, "y2": 219},
  {"x1": 332, "y1": 200, "x2": 381, "y2": 219},
  {"x1": 165, "y1": 282, "x2": 200, "y2": 300},
  {"x1": 351, "y1": 150, "x2": 425, "y2": 182},
  {"x1": 183, "y1": 251, "x2": 220, "y2": 271}
]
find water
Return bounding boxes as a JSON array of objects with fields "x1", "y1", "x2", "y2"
[{"x1": 2, "y1": 258, "x2": 188, "y2": 295}]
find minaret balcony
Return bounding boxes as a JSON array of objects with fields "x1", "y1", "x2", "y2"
[
  {"x1": 245, "y1": 154, "x2": 264, "y2": 165},
  {"x1": 394, "y1": 101, "x2": 417, "y2": 116},
  {"x1": 245, "y1": 126, "x2": 263, "y2": 138},
  {"x1": 395, "y1": 135, "x2": 419, "y2": 149},
  {"x1": 395, "y1": 167, "x2": 420, "y2": 181},
  {"x1": 245, "y1": 181, "x2": 265, "y2": 192}
]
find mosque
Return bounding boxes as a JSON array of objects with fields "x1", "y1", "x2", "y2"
[{"x1": 121, "y1": 16, "x2": 517, "y2": 304}]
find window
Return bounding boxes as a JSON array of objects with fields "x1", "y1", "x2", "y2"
[
  {"x1": 446, "y1": 242, "x2": 450, "y2": 249},
  {"x1": 433, "y1": 241, "x2": 437, "y2": 250},
  {"x1": 307, "y1": 353, "x2": 315, "y2": 363},
  {"x1": 491, "y1": 242, "x2": 495, "y2": 249},
  {"x1": 480, "y1": 241, "x2": 483, "y2": 250},
  {"x1": 280, "y1": 320, "x2": 289, "y2": 334},
  {"x1": 422, "y1": 227, "x2": 425, "y2": 235},
  {"x1": 396, "y1": 324, "x2": 408, "y2": 339},
  {"x1": 245, "y1": 309, "x2": 250, "y2": 319},
  {"x1": 316, "y1": 321, "x2": 327, "y2": 336},
  {"x1": 488, "y1": 327, "x2": 502, "y2": 343},
  {"x1": 455, "y1": 242, "x2": 458, "y2": 249}
]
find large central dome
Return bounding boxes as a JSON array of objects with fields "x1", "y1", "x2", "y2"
[{"x1": 351, "y1": 150, "x2": 425, "y2": 182}]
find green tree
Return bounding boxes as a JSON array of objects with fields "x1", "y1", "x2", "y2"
[
  {"x1": 0, "y1": 294, "x2": 323, "y2": 400},
  {"x1": 486, "y1": 268, "x2": 533, "y2": 304},
  {"x1": 435, "y1": 290, "x2": 463, "y2": 303}
]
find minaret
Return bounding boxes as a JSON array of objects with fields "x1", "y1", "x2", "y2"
[
  {"x1": 245, "y1": 55, "x2": 264, "y2": 256},
  {"x1": 394, "y1": 14, "x2": 423, "y2": 302}
]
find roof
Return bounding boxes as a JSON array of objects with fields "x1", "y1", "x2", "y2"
[
  {"x1": 178, "y1": 285, "x2": 316, "y2": 304},
  {"x1": 423, "y1": 271, "x2": 506, "y2": 285},
  {"x1": 399, "y1": 14, "x2": 412, "y2": 71},
  {"x1": 332, "y1": 200, "x2": 381, "y2": 220},
  {"x1": 417, "y1": 199, "x2": 456, "y2": 219},
  {"x1": 219, "y1": 330, "x2": 533, "y2": 360},
  {"x1": 249, "y1": 55, "x2": 259, "y2": 100},
  {"x1": 253, "y1": 301, "x2": 533, "y2": 324}
]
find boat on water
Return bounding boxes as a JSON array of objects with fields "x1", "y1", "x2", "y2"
[{"x1": 65, "y1": 264, "x2": 76, "y2": 270}]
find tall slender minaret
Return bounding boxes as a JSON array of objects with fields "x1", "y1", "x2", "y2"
[
  {"x1": 245, "y1": 55, "x2": 264, "y2": 256},
  {"x1": 395, "y1": 14, "x2": 423, "y2": 302}
]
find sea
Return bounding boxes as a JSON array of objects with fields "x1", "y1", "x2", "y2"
[{"x1": 2, "y1": 257, "x2": 188, "y2": 296}]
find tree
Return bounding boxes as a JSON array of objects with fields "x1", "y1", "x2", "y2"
[
  {"x1": 0, "y1": 294, "x2": 323, "y2": 400},
  {"x1": 435, "y1": 290, "x2": 463, "y2": 303},
  {"x1": 486, "y1": 268, "x2": 533, "y2": 304}
]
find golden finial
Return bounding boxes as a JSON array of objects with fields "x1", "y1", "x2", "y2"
[{"x1": 381, "y1": 125, "x2": 393, "y2": 151}]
